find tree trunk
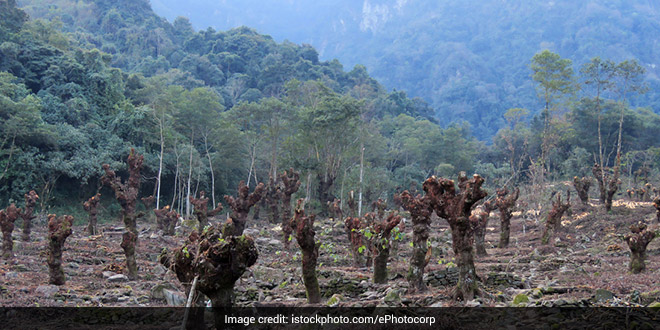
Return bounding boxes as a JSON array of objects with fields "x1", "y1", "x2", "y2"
[
  {"x1": 83, "y1": 193, "x2": 101, "y2": 235},
  {"x1": 398, "y1": 190, "x2": 433, "y2": 292},
  {"x1": 624, "y1": 223, "x2": 657, "y2": 274},
  {"x1": 592, "y1": 163, "x2": 607, "y2": 204},
  {"x1": 653, "y1": 197, "x2": 660, "y2": 223},
  {"x1": 542, "y1": 191, "x2": 571, "y2": 245},
  {"x1": 280, "y1": 169, "x2": 301, "y2": 246},
  {"x1": 0, "y1": 204, "x2": 19, "y2": 259},
  {"x1": 223, "y1": 181, "x2": 265, "y2": 236},
  {"x1": 452, "y1": 217, "x2": 478, "y2": 301},
  {"x1": 344, "y1": 216, "x2": 363, "y2": 267},
  {"x1": 372, "y1": 213, "x2": 401, "y2": 284},
  {"x1": 47, "y1": 215, "x2": 73, "y2": 285},
  {"x1": 495, "y1": 188, "x2": 519, "y2": 248},
  {"x1": 291, "y1": 199, "x2": 320, "y2": 303},
  {"x1": 20, "y1": 190, "x2": 39, "y2": 241},
  {"x1": 572, "y1": 177, "x2": 591, "y2": 205},
  {"x1": 203, "y1": 133, "x2": 216, "y2": 206},
  {"x1": 186, "y1": 136, "x2": 194, "y2": 219}
]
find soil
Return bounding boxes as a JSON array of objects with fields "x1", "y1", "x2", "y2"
[{"x1": 0, "y1": 197, "x2": 658, "y2": 308}]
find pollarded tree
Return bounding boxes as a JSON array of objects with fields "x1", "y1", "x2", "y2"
[
  {"x1": 47, "y1": 214, "x2": 73, "y2": 285},
  {"x1": 397, "y1": 188, "x2": 433, "y2": 293},
  {"x1": 344, "y1": 215, "x2": 364, "y2": 267},
  {"x1": 154, "y1": 205, "x2": 178, "y2": 236},
  {"x1": 20, "y1": 190, "x2": 38, "y2": 241},
  {"x1": 160, "y1": 222, "x2": 258, "y2": 328},
  {"x1": 279, "y1": 168, "x2": 301, "y2": 244},
  {"x1": 100, "y1": 148, "x2": 144, "y2": 280},
  {"x1": 290, "y1": 199, "x2": 321, "y2": 303},
  {"x1": 623, "y1": 222, "x2": 658, "y2": 274},
  {"x1": 83, "y1": 193, "x2": 101, "y2": 235},
  {"x1": 223, "y1": 180, "x2": 265, "y2": 236},
  {"x1": 424, "y1": 173, "x2": 488, "y2": 301},
  {"x1": 473, "y1": 200, "x2": 496, "y2": 257},
  {"x1": 572, "y1": 176, "x2": 591, "y2": 206},
  {"x1": 264, "y1": 175, "x2": 281, "y2": 225},
  {"x1": 189, "y1": 191, "x2": 223, "y2": 234},
  {"x1": 0, "y1": 204, "x2": 19, "y2": 258},
  {"x1": 372, "y1": 212, "x2": 402, "y2": 284},
  {"x1": 495, "y1": 187, "x2": 519, "y2": 248},
  {"x1": 541, "y1": 191, "x2": 571, "y2": 245}
]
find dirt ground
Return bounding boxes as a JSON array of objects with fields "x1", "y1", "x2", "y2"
[{"x1": 0, "y1": 196, "x2": 658, "y2": 309}]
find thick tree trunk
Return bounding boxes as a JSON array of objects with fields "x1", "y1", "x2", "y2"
[
  {"x1": 572, "y1": 176, "x2": 591, "y2": 205},
  {"x1": 592, "y1": 163, "x2": 607, "y2": 204},
  {"x1": 398, "y1": 190, "x2": 433, "y2": 293},
  {"x1": 265, "y1": 176, "x2": 281, "y2": 224},
  {"x1": 372, "y1": 213, "x2": 402, "y2": 284},
  {"x1": 495, "y1": 187, "x2": 519, "y2": 248},
  {"x1": 20, "y1": 190, "x2": 38, "y2": 241},
  {"x1": 291, "y1": 199, "x2": 320, "y2": 303},
  {"x1": 223, "y1": 181, "x2": 265, "y2": 236},
  {"x1": 542, "y1": 191, "x2": 571, "y2": 245},
  {"x1": 344, "y1": 216, "x2": 363, "y2": 267},
  {"x1": 452, "y1": 217, "x2": 479, "y2": 301},
  {"x1": 472, "y1": 200, "x2": 494, "y2": 257},
  {"x1": 0, "y1": 204, "x2": 19, "y2": 259},
  {"x1": 624, "y1": 223, "x2": 657, "y2": 274},
  {"x1": 190, "y1": 191, "x2": 223, "y2": 234},
  {"x1": 83, "y1": 193, "x2": 101, "y2": 235},
  {"x1": 47, "y1": 214, "x2": 73, "y2": 285}
]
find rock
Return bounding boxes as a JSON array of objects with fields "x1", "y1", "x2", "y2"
[
  {"x1": 35, "y1": 285, "x2": 59, "y2": 298},
  {"x1": 268, "y1": 239, "x2": 282, "y2": 247},
  {"x1": 152, "y1": 264, "x2": 168, "y2": 276},
  {"x1": 429, "y1": 301, "x2": 445, "y2": 307},
  {"x1": 151, "y1": 282, "x2": 179, "y2": 300},
  {"x1": 531, "y1": 288, "x2": 543, "y2": 299},
  {"x1": 327, "y1": 294, "x2": 343, "y2": 307},
  {"x1": 102, "y1": 271, "x2": 116, "y2": 279},
  {"x1": 465, "y1": 300, "x2": 481, "y2": 307},
  {"x1": 67, "y1": 262, "x2": 80, "y2": 269},
  {"x1": 163, "y1": 289, "x2": 186, "y2": 306},
  {"x1": 107, "y1": 274, "x2": 129, "y2": 282},
  {"x1": 383, "y1": 289, "x2": 401, "y2": 304},
  {"x1": 513, "y1": 293, "x2": 529, "y2": 305},
  {"x1": 595, "y1": 289, "x2": 614, "y2": 302}
]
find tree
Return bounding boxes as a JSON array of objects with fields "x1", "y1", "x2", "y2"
[
  {"x1": 47, "y1": 214, "x2": 73, "y2": 285},
  {"x1": 530, "y1": 50, "x2": 575, "y2": 181},
  {"x1": 290, "y1": 199, "x2": 321, "y2": 303}
]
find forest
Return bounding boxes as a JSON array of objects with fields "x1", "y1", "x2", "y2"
[{"x1": 1, "y1": 0, "x2": 660, "y2": 328}]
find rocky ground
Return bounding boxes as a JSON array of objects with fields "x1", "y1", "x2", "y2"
[{"x1": 0, "y1": 197, "x2": 659, "y2": 310}]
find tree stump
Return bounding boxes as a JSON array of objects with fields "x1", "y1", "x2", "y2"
[
  {"x1": 424, "y1": 173, "x2": 488, "y2": 301},
  {"x1": 495, "y1": 187, "x2": 519, "y2": 248},
  {"x1": 372, "y1": 212, "x2": 402, "y2": 284},
  {"x1": 280, "y1": 168, "x2": 301, "y2": 245},
  {"x1": 541, "y1": 191, "x2": 571, "y2": 245},
  {"x1": 223, "y1": 180, "x2": 265, "y2": 236},
  {"x1": 155, "y1": 205, "x2": 178, "y2": 235},
  {"x1": 473, "y1": 200, "x2": 496, "y2": 257},
  {"x1": 265, "y1": 176, "x2": 281, "y2": 225},
  {"x1": 100, "y1": 148, "x2": 144, "y2": 280},
  {"x1": 190, "y1": 191, "x2": 223, "y2": 234},
  {"x1": 83, "y1": 193, "x2": 101, "y2": 235},
  {"x1": 160, "y1": 222, "x2": 258, "y2": 328},
  {"x1": 0, "y1": 204, "x2": 20, "y2": 259},
  {"x1": 47, "y1": 214, "x2": 73, "y2": 285},
  {"x1": 572, "y1": 176, "x2": 591, "y2": 205},
  {"x1": 290, "y1": 199, "x2": 320, "y2": 303},
  {"x1": 624, "y1": 222, "x2": 658, "y2": 273},
  {"x1": 20, "y1": 190, "x2": 38, "y2": 241},
  {"x1": 397, "y1": 189, "x2": 433, "y2": 293},
  {"x1": 344, "y1": 216, "x2": 364, "y2": 267}
]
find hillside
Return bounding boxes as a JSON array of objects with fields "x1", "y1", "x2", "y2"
[{"x1": 149, "y1": 0, "x2": 660, "y2": 139}]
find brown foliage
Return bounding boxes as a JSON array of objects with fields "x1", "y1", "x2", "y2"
[
  {"x1": 223, "y1": 181, "x2": 265, "y2": 236},
  {"x1": 83, "y1": 193, "x2": 101, "y2": 235},
  {"x1": 290, "y1": 199, "x2": 320, "y2": 303},
  {"x1": 47, "y1": 214, "x2": 73, "y2": 285}
]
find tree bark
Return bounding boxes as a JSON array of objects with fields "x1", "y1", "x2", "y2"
[
  {"x1": 47, "y1": 214, "x2": 73, "y2": 285},
  {"x1": 397, "y1": 190, "x2": 433, "y2": 293},
  {"x1": 495, "y1": 187, "x2": 519, "y2": 248},
  {"x1": 280, "y1": 169, "x2": 301, "y2": 246},
  {"x1": 290, "y1": 199, "x2": 320, "y2": 303},
  {"x1": 473, "y1": 200, "x2": 495, "y2": 257},
  {"x1": 20, "y1": 190, "x2": 38, "y2": 241},
  {"x1": 541, "y1": 191, "x2": 571, "y2": 245},
  {"x1": 372, "y1": 213, "x2": 402, "y2": 284},
  {"x1": 190, "y1": 191, "x2": 223, "y2": 234},
  {"x1": 0, "y1": 204, "x2": 19, "y2": 259},
  {"x1": 624, "y1": 223, "x2": 657, "y2": 273},
  {"x1": 223, "y1": 181, "x2": 265, "y2": 236},
  {"x1": 83, "y1": 193, "x2": 101, "y2": 235},
  {"x1": 572, "y1": 176, "x2": 591, "y2": 205},
  {"x1": 592, "y1": 163, "x2": 607, "y2": 204}
]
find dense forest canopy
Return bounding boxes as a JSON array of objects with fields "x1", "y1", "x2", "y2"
[
  {"x1": 148, "y1": 0, "x2": 660, "y2": 140},
  {"x1": 1, "y1": 0, "x2": 660, "y2": 222}
]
